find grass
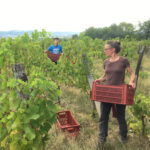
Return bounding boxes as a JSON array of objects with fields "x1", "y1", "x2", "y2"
[
  {"x1": 136, "y1": 56, "x2": 150, "y2": 95},
  {"x1": 45, "y1": 55, "x2": 150, "y2": 150}
]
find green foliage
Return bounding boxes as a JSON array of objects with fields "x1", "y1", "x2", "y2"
[
  {"x1": 0, "y1": 34, "x2": 61, "y2": 149},
  {"x1": 31, "y1": 30, "x2": 40, "y2": 41},
  {"x1": 129, "y1": 94, "x2": 150, "y2": 135},
  {"x1": 84, "y1": 19, "x2": 150, "y2": 40},
  {"x1": 131, "y1": 94, "x2": 150, "y2": 120},
  {"x1": 84, "y1": 22, "x2": 135, "y2": 40},
  {"x1": 0, "y1": 29, "x2": 150, "y2": 149},
  {"x1": 0, "y1": 69, "x2": 60, "y2": 149},
  {"x1": 138, "y1": 19, "x2": 150, "y2": 39}
]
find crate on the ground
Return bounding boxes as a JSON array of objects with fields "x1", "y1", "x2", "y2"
[
  {"x1": 91, "y1": 81, "x2": 135, "y2": 105},
  {"x1": 57, "y1": 110, "x2": 80, "y2": 137}
]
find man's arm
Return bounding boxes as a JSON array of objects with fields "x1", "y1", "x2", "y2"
[{"x1": 45, "y1": 46, "x2": 52, "y2": 53}]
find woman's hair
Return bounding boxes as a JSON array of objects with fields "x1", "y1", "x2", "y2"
[{"x1": 106, "y1": 40, "x2": 121, "y2": 53}]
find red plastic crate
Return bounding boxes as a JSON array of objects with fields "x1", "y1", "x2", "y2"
[
  {"x1": 91, "y1": 81, "x2": 135, "y2": 105},
  {"x1": 46, "y1": 51, "x2": 60, "y2": 62},
  {"x1": 57, "y1": 110, "x2": 80, "y2": 137}
]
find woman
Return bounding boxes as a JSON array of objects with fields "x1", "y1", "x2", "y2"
[{"x1": 96, "y1": 40, "x2": 136, "y2": 146}]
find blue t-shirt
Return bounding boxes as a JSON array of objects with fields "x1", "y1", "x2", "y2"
[{"x1": 47, "y1": 45, "x2": 63, "y2": 54}]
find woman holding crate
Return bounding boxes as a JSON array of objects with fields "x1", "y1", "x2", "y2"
[{"x1": 96, "y1": 40, "x2": 136, "y2": 146}]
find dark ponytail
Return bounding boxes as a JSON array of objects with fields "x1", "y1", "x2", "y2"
[{"x1": 106, "y1": 40, "x2": 121, "y2": 53}]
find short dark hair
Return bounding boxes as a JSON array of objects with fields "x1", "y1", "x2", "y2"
[
  {"x1": 53, "y1": 37, "x2": 59, "y2": 40},
  {"x1": 106, "y1": 40, "x2": 121, "y2": 53}
]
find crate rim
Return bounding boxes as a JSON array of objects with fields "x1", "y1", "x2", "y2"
[{"x1": 57, "y1": 110, "x2": 80, "y2": 127}]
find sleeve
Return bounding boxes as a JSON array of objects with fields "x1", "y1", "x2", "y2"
[
  {"x1": 124, "y1": 57, "x2": 130, "y2": 68},
  {"x1": 47, "y1": 46, "x2": 53, "y2": 52},
  {"x1": 60, "y1": 45, "x2": 63, "y2": 53}
]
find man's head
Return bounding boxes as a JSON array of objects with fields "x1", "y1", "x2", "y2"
[{"x1": 53, "y1": 37, "x2": 59, "y2": 46}]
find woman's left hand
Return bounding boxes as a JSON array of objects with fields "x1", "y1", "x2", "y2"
[{"x1": 129, "y1": 81, "x2": 136, "y2": 88}]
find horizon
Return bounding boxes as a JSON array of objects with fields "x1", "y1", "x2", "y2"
[
  {"x1": 0, "y1": 20, "x2": 147, "y2": 33},
  {"x1": 0, "y1": 30, "x2": 80, "y2": 38},
  {"x1": 0, "y1": 30, "x2": 80, "y2": 33}
]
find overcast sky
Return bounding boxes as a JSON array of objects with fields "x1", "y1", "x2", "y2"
[{"x1": 0, "y1": 0, "x2": 150, "y2": 32}]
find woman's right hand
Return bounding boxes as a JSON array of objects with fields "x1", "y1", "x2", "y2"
[
  {"x1": 95, "y1": 79, "x2": 101, "y2": 83},
  {"x1": 95, "y1": 73, "x2": 106, "y2": 83}
]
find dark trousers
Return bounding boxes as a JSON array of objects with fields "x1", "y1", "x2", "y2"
[{"x1": 99, "y1": 102, "x2": 127, "y2": 139}]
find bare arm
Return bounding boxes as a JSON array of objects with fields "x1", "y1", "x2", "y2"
[
  {"x1": 127, "y1": 66, "x2": 136, "y2": 88},
  {"x1": 95, "y1": 71, "x2": 106, "y2": 83}
]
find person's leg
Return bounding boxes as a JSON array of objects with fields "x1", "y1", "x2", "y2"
[
  {"x1": 99, "y1": 102, "x2": 112, "y2": 141},
  {"x1": 116, "y1": 104, "x2": 128, "y2": 141}
]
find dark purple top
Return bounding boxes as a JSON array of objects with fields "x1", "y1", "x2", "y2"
[{"x1": 104, "y1": 57, "x2": 130, "y2": 85}]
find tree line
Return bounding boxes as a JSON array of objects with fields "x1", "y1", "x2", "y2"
[{"x1": 82, "y1": 19, "x2": 150, "y2": 40}]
